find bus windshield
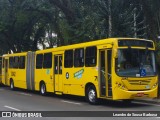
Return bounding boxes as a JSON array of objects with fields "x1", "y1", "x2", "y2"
[{"x1": 116, "y1": 49, "x2": 156, "y2": 77}]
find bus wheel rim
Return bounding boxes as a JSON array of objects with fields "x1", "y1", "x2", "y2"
[
  {"x1": 88, "y1": 89, "x2": 95, "y2": 103},
  {"x1": 11, "y1": 82, "x2": 13, "y2": 89},
  {"x1": 41, "y1": 84, "x2": 45, "y2": 94}
]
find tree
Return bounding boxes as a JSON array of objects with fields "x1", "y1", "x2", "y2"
[{"x1": 0, "y1": 0, "x2": 160, "y2": 54}]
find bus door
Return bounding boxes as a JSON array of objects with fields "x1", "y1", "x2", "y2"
[
  {"x1": 54, "y1": 54, "x2": 63, "y2": 93},
  {"x1": 4, "y1": 59, "x2": 8, "y2": 85},
  {"x1": 99, "y1": 49, "x2": 112, "y2": 97}
]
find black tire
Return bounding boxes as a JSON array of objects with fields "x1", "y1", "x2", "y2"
[
  {"x1": 123, "y1": 99, "x2": 132, "y2": 104},
  {"x1": 10, "y1": 80, "x2": 14, "y2": 90},
  {"x1": 40, "y1": 82, "x2": 46, "y2": 95},
  {"x1": 86, "y1": 85, "x2": 98, "y2": 105}
]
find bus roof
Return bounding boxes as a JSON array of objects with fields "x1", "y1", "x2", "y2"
[
  {"x1": 2, "y1": 52, "x2": 28, "y2": 57},
  {"x1": 36, "y1": 38, "x2": 154, "y2": 53},
  {"x1": 2, "y1": 38, "x2": 154, "y2": 55}
]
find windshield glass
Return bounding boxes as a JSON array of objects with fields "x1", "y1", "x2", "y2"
[{"x1": 116, "y1": 49, "x2": 156, "y2": 77}]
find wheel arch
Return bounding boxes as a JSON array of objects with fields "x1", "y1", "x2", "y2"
[
  {"x1": 85, "y1": 82, "x2": 99, "y2": 104},
  {"x1": 85, "y1": 82, "x2": 97, "y2": 95}
]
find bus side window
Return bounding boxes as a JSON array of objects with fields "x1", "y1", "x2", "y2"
[
  {"x1": 85, "y1": 46, "x2": 97, "y2": 67},
  {"x1": 9, "y1": 57, "x2": 14, "y2": 68},
  {"x1": 13, "y1": 56, "x2": 19, "y2": 69},
  {"x1": 36, "y1": 54, "x2": 43, "y2": 69},
  {"x1": 19, "y1": 56, "x2": 25, "y2": 69},
  {"x1": 43, "y1": 53, "x2": 52, "y2": 69},
  {"x1": 2, "y1": 58, "x2": 4, "y2": 68},
  {"x1": 74, "y1": 48, "x2": 84, "y2": 67},
  {"x1": 64, "y1": 50, "x2": 73, "y2": 68}
]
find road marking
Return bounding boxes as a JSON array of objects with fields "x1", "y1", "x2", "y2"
[
  {"x1": 19, "y1": 92, "x2": 32, "y2": 96},
  {"x1": 61, "y1": 100, "x2": 81, "y2": 105},
  {"x1": 4, "y1": 105, "x2": 21, "y2": 111},
  {"x1": 133, "y1": 101, "x2": 160, "y2": 107}
]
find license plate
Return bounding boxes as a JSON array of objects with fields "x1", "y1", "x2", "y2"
[{"x1": 136, "y1": 93, "x2": 144, "y2": 97}]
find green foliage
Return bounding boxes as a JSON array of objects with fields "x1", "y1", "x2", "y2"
[{"x1": 0, "y1": 0, "x2": 160, "y2": 56}]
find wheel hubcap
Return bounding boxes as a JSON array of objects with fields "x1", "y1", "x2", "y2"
[
  {"x1": 88, "y1": 89, "x2": 96, "y2": 102},
  {"x1": 11, "y1": 82, "x2": 13, "y2": 89},
  {"x1": 41, "y1": 84, "x2": 45, "y2": 94}
]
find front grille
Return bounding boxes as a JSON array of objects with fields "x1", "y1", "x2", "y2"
[
  {"x1": 128, "y1": 89, "x2": 150, "y2": 91},
  {"x1": 128, "y1": 80, "x2": 150, "y2": 85}
]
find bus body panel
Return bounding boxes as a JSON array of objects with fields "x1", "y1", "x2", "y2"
[
  {"x1": 2, "y1": 53, "x2": 27, "y2": 89},
  {"x1": 2, "y1": 57, "x2": 9, "y2": 86},
  {"x1": 111, "y1": 74, "x2": 158, "y2": 100},
  {"x1": 9, "y1": 69, "x2": 27, "y2": 89},
  {"x1": 63, "y1": 67, "x2": 99, "y2": 96},
  {"x1": 113, "y1": 86, "x2": 157, "y2": 100},
  {"x1": 34, "y1": 51, "x2": 54, "y2": 93}
]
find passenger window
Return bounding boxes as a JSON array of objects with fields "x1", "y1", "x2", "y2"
[
  {"x1": 9, "y1": 57, "x2": 14, "y2": 68},
  {"x1": 64, "y1": 50, "x2": 73, "y2": 68},
  {"x1": 13, "y1": 56, "x2": 19, "y2": 68},
  {"x1": 36, "y1": 54, "x2": 43, "y2": 69},
  {"x1": 19, "y1": 56, "x2": 25, "y2": 69},
  {"x1": 2, "y1": 58, "x2": 4, "y2": 68},
  {"x1": 43, "y1": 53, "x2": 52, "y2": 68},
  {"x1": 85, "y1": 46, "x2": 97, "y2": 67},
  {"x1": 74, "y1": 48, "x2": 84, "y2": 67}
]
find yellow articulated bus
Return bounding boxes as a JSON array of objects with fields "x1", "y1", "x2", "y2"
[{"x1": 1, "y1": 38, "x2": 158, "y2": 104}]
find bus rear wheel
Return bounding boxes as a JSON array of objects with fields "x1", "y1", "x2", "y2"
[
  {"x1": 86, "y1": 85, "x2": 98, "y2": 104},
  {"x1": 10, "y1": 80, "x2": 14, "y2": 90},
  {"x1": 40, "y1": 82, "x2": 46, "y2": 95}
]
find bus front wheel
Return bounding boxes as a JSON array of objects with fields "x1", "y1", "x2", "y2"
[
  {"x1": 86, "y1": 85, "x2": 98, "y2": 104},
  {"x1": 40, "y1": 82, "x2": 46, "y2": 95}
]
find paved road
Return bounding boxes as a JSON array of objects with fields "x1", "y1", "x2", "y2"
[{"x1": 0, "y1": 86, "x2": 160, "y2": 120}]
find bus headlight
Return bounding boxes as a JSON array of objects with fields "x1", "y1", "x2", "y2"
[
  {"x1": 116, "y1": 82, "x2": 121, "y2": 87},
  {"x1": 116, "y1": 82, "x2": 127, "y2": 90},
  {"x1": 121, "y1": 85, "x2": 126, "y2": 90},
  {"x1": 118, "y1": 83, "x2": 121, "y2": 87},
  {"x1": 152, "y1": 83, "x2": 158, "y2": 88}
]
